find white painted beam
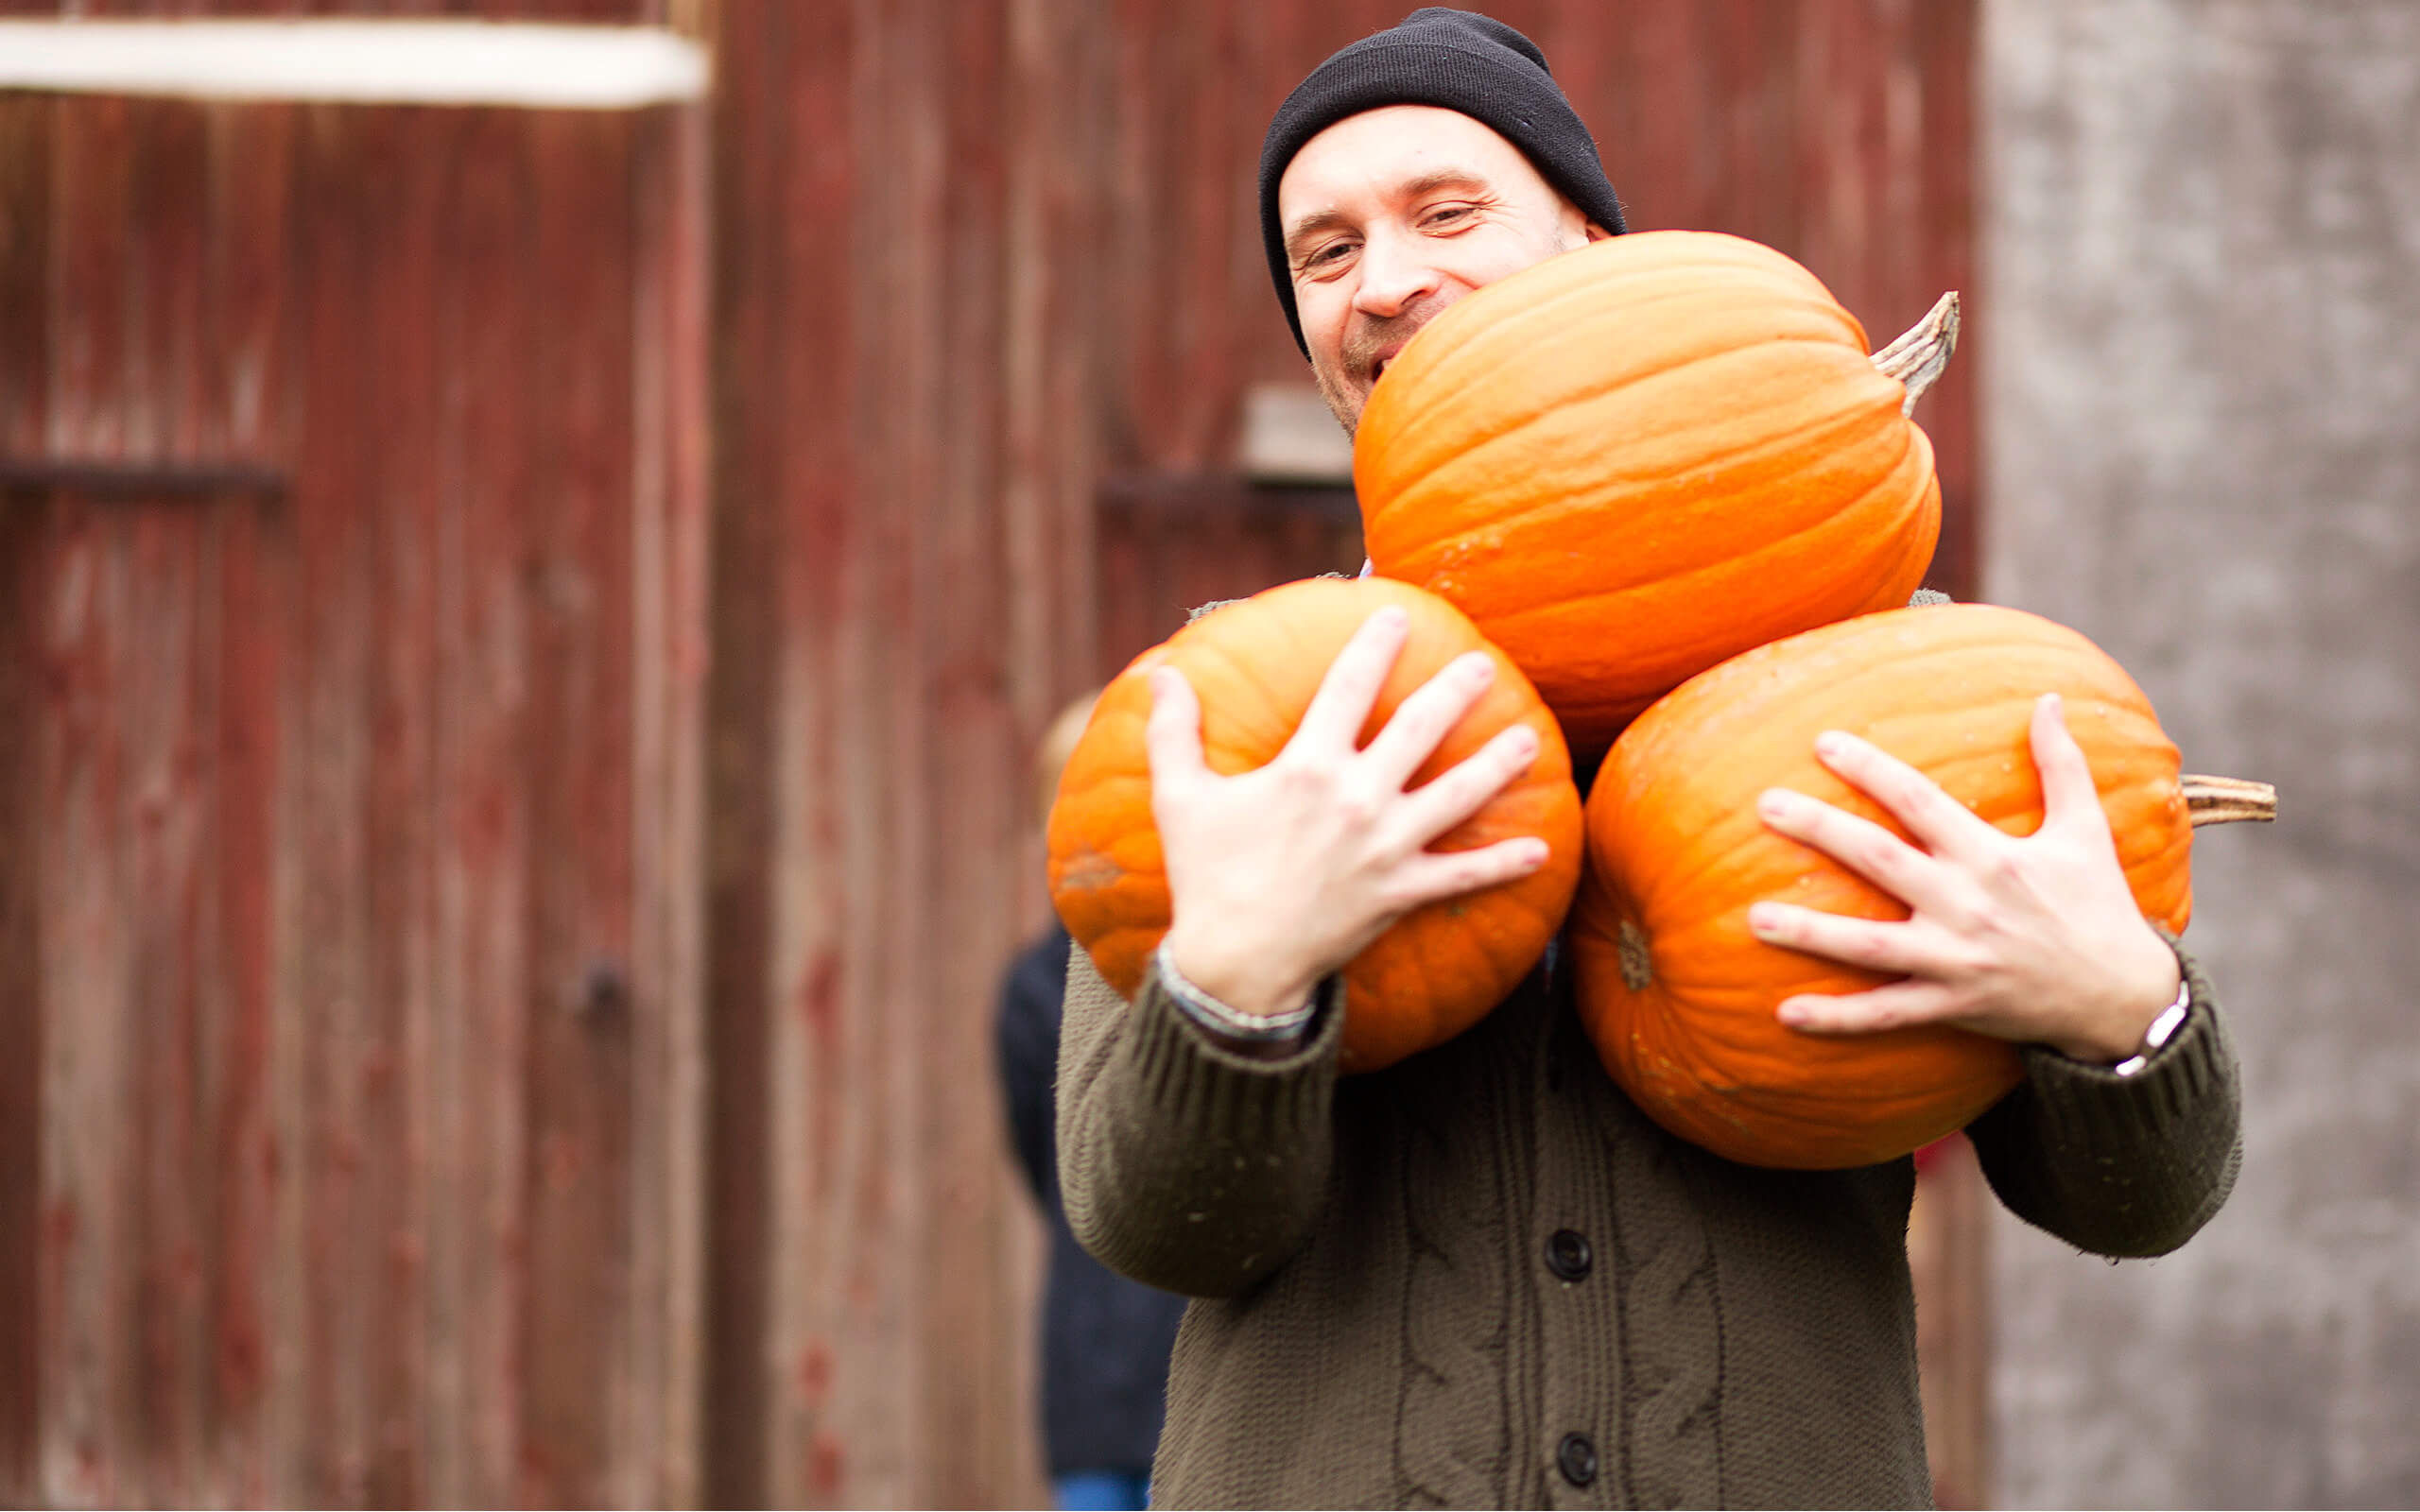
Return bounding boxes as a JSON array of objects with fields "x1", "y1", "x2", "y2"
[{"x1": 0, "y1": 20, "x2": 708, "y2": 109}]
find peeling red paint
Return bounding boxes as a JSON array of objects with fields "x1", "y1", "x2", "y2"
[
  {"x1": 797, "y1": 952, "x2": 839, "y2": 1047},
  {"x1": 806, "y1": 1432, "x2": 846, "y2": 1501},
  {"x1": 794, "y1": 1340, "x2": 833, "y2": 1407},
  {"x1": 216, "y1": 1301, "x2": 266, "y2": 1405},
  {"x1": 388, "y1": 1228, "x2": 424, "y2": 1282},
  {"x1": 543, "y1": 1130, "x2": 583, "y2": 1194},
  {"x1": 42, "y1": 1197, "x2": 77, "y2": 1252}
]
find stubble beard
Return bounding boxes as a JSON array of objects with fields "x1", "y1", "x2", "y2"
[
  {"x1": 1311, "y1": 357, "x2": 1367, "y2": 439},
  {"x1": 1311, "y1": 291, "x2": 1461, "y2": 439}
]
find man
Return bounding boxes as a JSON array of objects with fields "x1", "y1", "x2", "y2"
[{"x1": 1057, "y1": 10, "x2": 2239, "y2": 1507}]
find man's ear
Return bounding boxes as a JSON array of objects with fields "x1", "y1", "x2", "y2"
[{"x1": 1583, "y1": 221, "x2": 1616, "y2": 242}]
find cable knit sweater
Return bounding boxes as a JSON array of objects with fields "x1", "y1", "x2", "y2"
[{"x1": 1057, "y1": 935, "x2": 2239, "y2": 1508}]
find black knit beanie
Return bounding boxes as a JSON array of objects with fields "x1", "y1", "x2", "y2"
[{"x1": 1258, "y1": 8, "x2": 1627, "y2": 357}]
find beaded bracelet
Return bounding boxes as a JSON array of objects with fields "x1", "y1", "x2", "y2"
[{"x1": 1155, "y1": 941, "x2": 1319, "y2": 1043}]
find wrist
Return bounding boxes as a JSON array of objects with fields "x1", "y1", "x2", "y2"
[
  {"x1": 1154, "y1": 940, "x2": 1322, "y2": 1058},
  {"x1": 2052, "y1": 941, "x2": 2185, "y2": 1065},
  {"x1": 1160, "y1": 927, "x2": 1321, "y2": 1022}
]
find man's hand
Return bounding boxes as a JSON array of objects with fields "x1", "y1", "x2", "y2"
[
  {"x1": 1744, "y1": 693, "x2": 2182, "y2": 1065},
  {"x1": 1150, "y1": 605, "x2": 1550, "y2": 1020}
]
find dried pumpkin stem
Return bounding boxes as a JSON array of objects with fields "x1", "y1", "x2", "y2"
[
  {"x1": 1870, "y1": 291, "x2": 1962, "y2": 416},
  {"x1": 2183, "y1": 773, "x2": 2277, "y2": 827}
]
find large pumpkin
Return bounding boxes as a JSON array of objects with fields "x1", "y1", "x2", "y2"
[
  {"x1": 1568, "y1": 603, "x2": 2193, "y2": 1170},
  {"x1": 1355, "y1": 231, "x2": 1944, "y2": 756},
  {"x1": 1047, "y1": 576, "x2": 1583, "y2": 1073}
]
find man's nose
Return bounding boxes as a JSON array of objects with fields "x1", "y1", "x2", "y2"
[{"x1": 1353, "y1": 229, "x2": 1443, "y2": 319}]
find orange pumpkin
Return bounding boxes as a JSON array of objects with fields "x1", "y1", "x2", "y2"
[
  {"x1": 1355, "y1": 230, "x2": 1944, "y2": 756},
  {"x1": 1047, "y1": 576, "x2": 1583, "y2": 1073},
  {"x1": 1568, "y1": 603, "x2": 2191, "y2": 1169}
]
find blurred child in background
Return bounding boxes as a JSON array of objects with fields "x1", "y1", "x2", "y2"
[{"x1": 995, "y1": 691, "x2": 1185, "y2": 1511}]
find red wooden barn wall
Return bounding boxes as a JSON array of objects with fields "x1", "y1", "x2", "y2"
[
  {"x1": 0, "y1": 0, "x2": 714, "y2": 1504},
  {"x1": 707, "y1": 1, "x2": 1979, "y2": 1508},
  {"x1": 0, "y1": 1, "x2": 1979, "y2": 1506}
]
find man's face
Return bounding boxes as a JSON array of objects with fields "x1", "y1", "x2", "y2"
[{"x1": 1277, "y1": 104, "x2": 1609, "y2": 435}]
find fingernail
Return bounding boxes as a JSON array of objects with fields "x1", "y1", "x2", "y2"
[
  {"x1": 1462, "y1": 652, "x2": 1496, "y2": 682},
  {"x1": 1508, "y1": 726, "x2": 1538, "y2": 758},
  {"x1": 2041, "y1": 692, "x2": 2063, "y2": 715},
  {"x1": 1814, "y1": 731, "x2": 1851, "y2": 759},
  {"x1": 1756, "y1": 788, "x2": 1792, "y2": 819},
  {"x1": 1777, "y1": 1003, "x2": 1810, "y2": 1026},
  {"x1": 1747, "y1": 902, "x2": 1781, "y2": 936},
  {"x1": 1376, "y1": 606, "x2": 1409, "y2": 632}
]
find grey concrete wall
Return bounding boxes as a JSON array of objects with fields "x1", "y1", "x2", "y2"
[{"x1": 1981, "y1": 2, "x2": 2420, "y2": 1505}]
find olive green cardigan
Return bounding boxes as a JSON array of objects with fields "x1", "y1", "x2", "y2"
[{"x1": 1057, "y1": 937, "x2": 2239, "y2": 1508}]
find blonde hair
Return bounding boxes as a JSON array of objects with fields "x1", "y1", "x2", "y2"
[{"x1": 1034, "y1": 688, "x2": 1102, "y2": 828}]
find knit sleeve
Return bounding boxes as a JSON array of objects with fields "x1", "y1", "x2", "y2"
[
  {"x1": 1055, "y1": 942, "x2": 1343, "y2": 1298},
  {"x1": 1964, "y1": 940, "x2": 2242, "y2": 1258}
]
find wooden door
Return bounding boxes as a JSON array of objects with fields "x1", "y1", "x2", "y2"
[{"x1": 0, "y1": 90, "x2": 707, "y2": 1508}]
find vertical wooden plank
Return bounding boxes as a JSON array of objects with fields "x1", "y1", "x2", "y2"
[
  {"x1": 1912, "y1": 0, "x2": 1978, "y2": 601},
  {"x1": 925, "y1": 0, "x2": 1040, "y2": 1502},
  {"x1": 122, "y1": 499, "x2": 211, "y2": 1512},
  {"x1": 1228, "y1": 0, "x2": 1292, "y2": 399},
  {"x1": 0, "y1": 89, "x2": 50, "y2": 1510},
  {"x1": 762, "y1": 1, "x2": 893, "y2": 1503},
  {"x1": 1794, "y1": 0, "x2": 1870, "y2": 312},
  {"x1": 626, "y1": 92, "x2": 712, "y2": 1511},
  {"x1": 199, "y1": 481, "x2": 280, "y2": 1512},
  {"x1": 185, "y1": 507, "x2": 283, "y2": 1503},
  {"x1": 1122, "y1": 0, "x2": 1164, "y2": 450},
  {"x1": 257, "y1": 99, "x2": 317, "y2": 1512},
  {"x1": 994, "y1": 0, "x2": 1098, "y2": 1472},
  {"x1": 1877, "y1": 0, "x2": 1927, "y2": 336},
  {"x1": 702, "y1": 5, "x2": 790, "y2": 1504},
  {"x1": 122, "y1": 94, "x2": 214, "y2": 1511},
  {"x1": 844, "y1": 0, "x2": 936, "y2": 1498},
  {"x1": 516, "y1": 105, "x2": 639, "y2": 1512},
  {"x1": 281, "y1": 99, "x2": 375, "y2": 1509},
  {"x1": 344, "y1": 97, "x2": 430, "y2": 1511},
  {"x1": 1619, "y1": 0, "x2": 1719, "y2": 233},
  {"x1": 426, "y1": 102, "x2": 537, "y2": 1512},
  {"x1": 1001, "y1": 0, "x2": 1107, "y2": 765},
  {"x1": 1175, "y1": 1, "x2": 1233, "y2": 467},
  {"x1": 34, "y1": 485, "x2": 135, "y2": 1512},
  {"x1": 198, "y1": 96, "x2": 291, "y2": 1511},
  {"x1": 0, "y1": 485, "x2": 40, "y2": 1512},
  {"x1": 1708, "y1": 0, "x2": 1805, "y2": 254},
  {"x1": 40, "y1": 92, "x2": 141, "y2": 1511},
  {"x1": 362, "y1": 98, "x2": 441, "y2": 1512},
  {"x1": 418, "y1": 101, "x2": 475, "y2": 1512}
]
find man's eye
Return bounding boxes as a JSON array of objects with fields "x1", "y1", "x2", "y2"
[
  {"x1": 1425, "y1": 204, "x2": 1477, "y2": 227},
  {"x1": 1305, "y1": 242, "x2": 1355, "y2": 268}
]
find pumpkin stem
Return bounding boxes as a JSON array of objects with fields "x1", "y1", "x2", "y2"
[
  {"x1": 2183, "y1": 773, "x2": 2278, "y2": 826},
  {"x1": 1871, "y1": 291, "x2": 1962, "y2": 416}
]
